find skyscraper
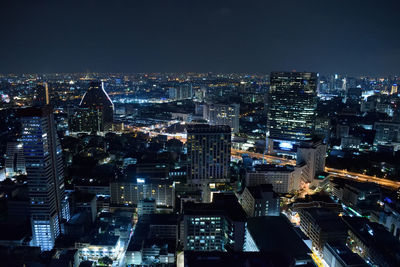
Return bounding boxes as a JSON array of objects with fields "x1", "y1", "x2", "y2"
[
  {"x1": 266, "y1": 72, "x2": 318, "y2": 156},
  {"x1": 186, "y1": 124, "x2": 231, "y2": 187},
  {"x1": 79, "y1": 81, "x2": 114, "y2": 131},
  {"x1": 18, "y1": 106, "x2": 70, "y2": 251},
  {"x1": 203, "y1": 103, "x2": 240, "y2": 133},
  {"x1": 33, "y1": 82, "x2": 50, "y2": 106}
]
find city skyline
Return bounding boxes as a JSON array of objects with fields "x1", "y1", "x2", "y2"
[{"x1": 1, "y1": 1, "x2": 400, "y2": 266}]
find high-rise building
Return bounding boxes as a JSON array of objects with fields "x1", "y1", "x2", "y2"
[
  {"x1": 203, "y1": 103, "x2": 240, "y2": 133},
  {"x1": 266, "y1": 72, "x2": 317, "y2": 156},
  {"x1": 5, "y1": 141, "x2": 26, "y2": 178},
  {"x1": 186, "y1": 124, "x2": 231, "y2": 187},
  {"x1": 18, "y1": 106, "x2": 70, "y2": 251},
  {"x1": 69, "y1": 107, "x2": 103, "y2": 133},
  {"x1": 78, "y1": 81, "x2": 114, "y2": 131},
  {"x1": 33, "y1": 83, "x2": 50, "y2": 106}
]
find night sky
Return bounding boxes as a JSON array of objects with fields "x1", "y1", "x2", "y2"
[{"x1": 1, "y1": 0, "x2": 399, "y2": 75}]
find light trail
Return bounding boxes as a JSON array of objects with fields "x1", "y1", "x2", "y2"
[{"x1": 231, "y1": 149, "x2": 400, "y2": 190}]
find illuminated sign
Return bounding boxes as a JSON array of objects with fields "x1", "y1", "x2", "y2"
[
  {"x1": 137, "y1": 178, "x2": 145, "y2": 183},
  {"x1": 278, "y1": 141, "x2": 293, "y2": 151}
]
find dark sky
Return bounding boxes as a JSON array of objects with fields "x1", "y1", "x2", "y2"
[{"x1": 1, "y1": 0, "x2": 399, "y2": 75}]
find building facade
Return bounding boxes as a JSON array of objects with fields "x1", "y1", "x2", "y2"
[
  {"x1": 245, "y1": 164, "x2": 302, "y2": 194},
  {"x1": 239, "y1": 184, "x2": 280, "y2": 217},
  {"x1": 182, "y1": 194, "x2": 247, "y2": 252},
  {"x1": 296, "y1": 139, "x2": 326, "y2": 186},
  {"x1": 203, "y1": 103, "x2": 240, "y2": 133},
  {"x1": 78, "y1": 81, "x2": 114, "y2": 131},
  {"x1": 18, "y1": 106, "x2": 70, "y2": 251},
  {"x1": 110, "y1": 178, "x2": 175, "y2": 208},
  {"x1": 5, "y1": 141, "x2": 26, "y2": 178},
  {"x1": 186, "y1": 124, "x2": 231, "y2": 187},
  {"x1": 266, "y1": 72, "x2": 318, "y2": 156}
]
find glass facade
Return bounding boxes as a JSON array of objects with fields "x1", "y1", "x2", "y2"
[
  {"x1": 266, "y1": 72, "x2": 317, "y2": 154},
  {"x1": 19, "y1": 106, "x2": 70, "y2": 251}
]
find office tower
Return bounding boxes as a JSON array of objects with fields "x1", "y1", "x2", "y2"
[
  {"x1": 69, "y1": 107, "x2": 103, "y2": 133},
  {"x1": 33, "y1": 83, "x2": 50, "y2": 106},
  {"x1": 266, "y1": 72, "x2": 317, "y2": 156},
  {"x1": 239, "y1": 184, "x2": 280, "y2": 217},
  {"x1": 79, "y1": 81, "x2": 114, "y2": 131},
  {"x1": 5, "y1": 141, "x2": 26, "y2": 178},
  {"x1": 203, "y1": 103, "x2": 240, "y2": 133},
  {"x1": 18, "y1": 106, "x2": 70, "y2": 251},
  {"x1": 186, "y1": 124, "x2": 231, "y2": 187},
  {"x1": 296, "y1": 139, "x2": 327, "y2": 187},
  {"x1": 182, "y1": 194, "x2": 247, "y2": 252}
]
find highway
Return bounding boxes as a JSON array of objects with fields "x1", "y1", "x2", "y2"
[
  {"x1": 231, "y1": 149, "x2": 296, "y2": 165},
  {"x1": 231, "y1": 149, "x2": 400, "y2": 190},
  {"x1": 128, "y1": 125, "x2": 400, "y2": 190}
]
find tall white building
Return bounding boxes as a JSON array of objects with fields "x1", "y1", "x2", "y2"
[
  {"x1": 203, "y1": 103, "x2": 240, "y2": 133},
  {"x1": 19, "y1": 106, "x2": 70, "y2": 251},
  {"x1": 296, "y1": 140, "x2": 327, "y2": 187}
]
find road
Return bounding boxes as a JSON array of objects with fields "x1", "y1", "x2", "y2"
[
  {"x1": 231, "y1": 149, "x2": 296, "y2": 165},
  {"x1": 232, "y1": 149, "x2": 400, "y2": 190},
  {"x1": 128, "y1": 126, "x2": 400, "y2": 190}
]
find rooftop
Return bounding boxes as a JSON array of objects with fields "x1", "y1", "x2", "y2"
[
  {"x1": 183, "y1": 193, "x2": 247, "y2": 222},
  {"x1": 324, "y1": 241, "x2": 367, "y2": 267},
  {"x1": 247, "y1": 215, "x2": 312, "y2": 262},
  {"x1": 300, "y1": 208, "x2": 346, "y2": 231}
]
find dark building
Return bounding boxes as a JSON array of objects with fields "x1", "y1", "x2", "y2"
[
  {"x1": 245, "y1": 215, "x2": 313, "y2": 265},
  {"x1": 186, "y1": 124, "x2": 231, "y2": 200},
  {"x1": 343, "y1": 216, "x2": 400, "y2": 266},
  {"x1": 126, "y1": 214, "x2": 178, "y2": 265},
  {"x1": 239, "y1": 184, "x2": 280, "y2": 217},
  {"x1": 266, "y1": 72, "x2": 318, "y2": 156},
  {"x1": 323, "y1": 241, "x2": 368, "y2": 267},
  {"x1": 33, "y1": 83, "x2": 50, "y2": 106},
  {"x1": 298, "y1": 208, "x2": 347, "y2": 252},
  {"x1": 182, "y1": 251, "x2": 296, "y2": 267},
  {"x1": 78, "y1": 81, "x2": 114, "y2": 131},
  {"x1": 18, "y1": 106, "x2": 70, "y2": 251},
  {"x1": 69, "y1": 107, "x2": 103, "y2": 133}
]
